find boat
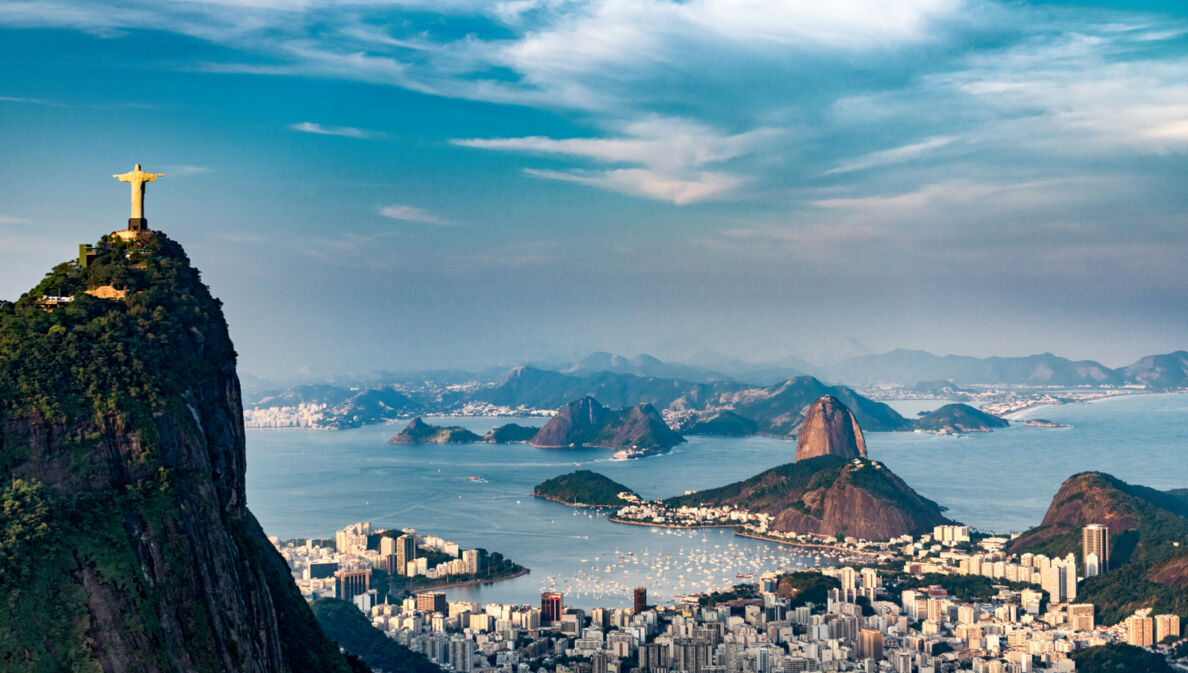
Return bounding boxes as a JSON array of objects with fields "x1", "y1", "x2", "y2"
[{"x1": 466, "y1": 475, "x2": 486, "y2": 482}]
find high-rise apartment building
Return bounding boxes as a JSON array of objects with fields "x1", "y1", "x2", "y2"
[
  {"x1": 1155, "y1": 614, "x2": 1181, "y2": 643},
  {"x1": 634, "y1": 587, "x2": 647, "y2": 614},
  {"x1": 858, "y1": 629, "x2": 884, "y2": 661},
  {"x1": 1068, "y1": 604, "x2": 1095, "y2": 631},
  {"x1": 416, "y1": 591, "x2": 447, "y2": 614},
  {"x1": 396, "y1": 534, "x2": 416, "y2": 577},
  {"x1": 462, "y1": 549, "x2": 480, "y2": 575},
  {"x1": 334, "y1": 568, "x2": 371, "y2": 601},
  {"x1": 1082, "y1": 523, "x2": 1109, "y2": 576},
  {"x1": 541, "y1": 591, "x2": 564, "y2": 624},
  {"x1": 1126, "y1": 615, "x2": 1154, "y2": 646},
  {"x1": 335, "y1": 522, "x2": 371, "y2": 553}
]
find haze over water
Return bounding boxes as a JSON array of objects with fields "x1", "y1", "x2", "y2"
[{"x1": 246, "y1": 393, "x2": 1188, "y2": 608}]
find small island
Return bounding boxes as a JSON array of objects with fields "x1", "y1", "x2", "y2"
[
  {"x1": 388, "y1": 417, "x2": 482, "y2": 444},
  {"x1": 1022, "y1": 418, "x2": 1067, "y2": 428},
  {"x1": 533, "y1": 470, "x2": 644, "y2": 508},
  {"x1": 484, "y1": 423, "x2": 541, "y2": 443},
  {"x1": 913, "y1": 403, "x2": 1009, "y2": 434}
]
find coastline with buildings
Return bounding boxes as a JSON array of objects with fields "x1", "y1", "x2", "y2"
[
  {"x1": 283, "y1": 519, "x2": 1185, "y2": 673},
  {"x1": 275, "y1": 522, "x2": 528, "y2": 610}
]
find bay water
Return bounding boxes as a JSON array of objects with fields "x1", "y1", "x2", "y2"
[{"x1": 245, "y1": 393, "x2": 1188, "y2": 607}]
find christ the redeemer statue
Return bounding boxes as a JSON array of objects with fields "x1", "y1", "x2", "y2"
[{"x1": 113, "y1": 163, "x2": 164, "y2": 224}]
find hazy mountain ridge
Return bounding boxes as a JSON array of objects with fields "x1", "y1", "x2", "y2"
[{"x1": 240, "y1": 346, "x2": 1185, "y2": 431}]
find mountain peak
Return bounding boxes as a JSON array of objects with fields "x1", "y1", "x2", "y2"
[{"x1": 795, "y1": 396, "x2": 867, "y2": 461}]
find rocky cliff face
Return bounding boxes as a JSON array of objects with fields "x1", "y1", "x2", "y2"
[
  {"x1": 666, "y1": 456, "x2": 948, "y2": 540},
  {"x1": 531, "y1": 396, "x2": 684, "y2": 453},
  {"x1": 795, "y1": 396, "x2": 867, "y2": 461},
  {"x1": 0, "y1": 234, "x2": 353, "y2": 672}
]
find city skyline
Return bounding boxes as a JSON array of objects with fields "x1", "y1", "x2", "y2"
[{"x1": 2, "y1": 1, "x2": 1188, "y2": 377}]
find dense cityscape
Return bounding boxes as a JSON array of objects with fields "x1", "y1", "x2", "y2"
[{"x1": 277, "y1": 518, "x2": 1183, "y2": 673}]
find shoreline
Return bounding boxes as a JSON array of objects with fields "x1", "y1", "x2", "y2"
[
  {"x1": 393, "y1": 567, "x2": 530, "y2": 593},
  {"x1": 608, "y1": 516, "x2": 739, "y2": 530},
  {"x1": 998, "y1": 389, "x2": 1158, "y2": 420},
  {"x1": 733, "y1": 529, "x2": 879, "y2": 562},
  {"x1": 534, "y1": 494, "x2": 621, "y2": 509}
]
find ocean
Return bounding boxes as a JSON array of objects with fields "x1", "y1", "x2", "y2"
[{"x1": 245, "y1": 393, "x2": 1188, "y2": 608}]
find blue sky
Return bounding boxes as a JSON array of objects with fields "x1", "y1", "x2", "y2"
[{"x1": 1, "y1": 0, "x2": 1186, "y2": 377}]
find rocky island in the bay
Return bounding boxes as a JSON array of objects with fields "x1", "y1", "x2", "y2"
[
  {"x1": 914, "y1": 402, "x2": 1010, "y2": 434},
  {"x1": 388, "y1": 417, "x2": 483, "y2": 444},
  {"x1": 533, "y1": 470, "x2": 643, "y2": 507},
  {"x1": 530, "y1": 396, "x2": 684, "y2": 457}
]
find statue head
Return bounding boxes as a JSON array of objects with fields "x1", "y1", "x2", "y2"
[{"x1": 135, "y1": 163, "x2": 142, "y2": 170}]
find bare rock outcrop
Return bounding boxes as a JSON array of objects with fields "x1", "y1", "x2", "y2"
[{"x1": 795, "y1": 396, "x2": 867, "y2": 461}]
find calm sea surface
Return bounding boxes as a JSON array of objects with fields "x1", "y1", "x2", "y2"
[{"x1": 245, "y1": 393, "x2": 1188, "y2": 607}]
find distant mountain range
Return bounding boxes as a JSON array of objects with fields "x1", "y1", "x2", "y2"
[
  {"x1": 541, "y1": 348, "x2": 1188, "y2": 389},
  {"x1": 242, "y1": 348, "x2": 1186, "y2": 430}
]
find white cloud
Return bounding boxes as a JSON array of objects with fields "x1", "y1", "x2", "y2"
[
  {"x1": 163, "y1": 164, "x2": 212, "y2": 176},
  {"x1": 0, "y1": 95, "x2": 62, "y2": 105},
  {"x1": 378, "y1": 204, "x2": 453, "y2": 225},
  {"x1": 0, "y1": 215, "x2": 30, "y2": 224},
  {"x1": 455, "y1": 118, "x2": 779, "y2": 203},
  {"x1": 824, "y1": 136, "x2": 957, "y2": 175},
  {"x1": 290, "y1": 121, "x2": 382, "y2": 139},
  {"x1": 524, "y1": 167, "x2": 743, "y2": 205}
]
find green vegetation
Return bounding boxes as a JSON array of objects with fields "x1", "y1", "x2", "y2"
[
  {"x1": 680, "y1": 411, "x2": 758, "y2": 437},
  {"x1": 912, "y1": 403, "x2": 1008, "y2": 433},
  {"x1": 533, "y1": 470, "x2": 640, "y2": 507},
  {"x1": 0, "y1": 234, "x2": 236, "y2": 469},
  {"x1": 1077, "y1": 559, "x2": 1188, "y2": 625},
  {"x1": 312, "y1": 598, "x2": 441, "y2": 673},
  {"x1": 388, "y1": 418, "x2": 482, "y2": 444},
  {"x1": 1010, "y1": 472, "x2": 1188, "y2": 624},
  {"x1": 662, "y1": 456, "x2": 948, "y2": 539},
  {"x1": 698, "y1": 584, "x2": 758, "y2": 607},
  {"x1": 0, "y1": 234, "x2": 354, "y2": 672},
  {"x1": 1069, "y1": 644, "x2": 1172, "y2": 673},
  {"x1": 776, "y1": 572, "x2": 840, "y2": 608},
  {"x1": 882, "y1": 572, "x2": 1032, "y2": 602},
  {"x1": 484, "y1": 423, "x2": 540, "y2": 443}
]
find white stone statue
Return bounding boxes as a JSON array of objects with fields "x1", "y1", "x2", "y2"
[{"x1": 113, "y1": 164, "x2": 164, "y2": 220}]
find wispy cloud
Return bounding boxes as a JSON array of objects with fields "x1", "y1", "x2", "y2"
[
  {"x1": 0, "y1": 215, "x2": 30, "y2": 225},
  {"x1": 455, "y1": 118, "x2": 779, "y2": 204},
  {"x1": 378, "y1": 204, "x2": 454, "y2": 226},
  {"x1": 0, "y1": 95, "x2": 63, "y2": 106},
  {"x1": 290, "y1": 121, "x2": 383, "y2": 140},
  {"x1": 163, "y1": 164, "x2": 212, "y2": 176},
  {"x1": 825, "y1": 136, "x2": 958, "y2": 175}
]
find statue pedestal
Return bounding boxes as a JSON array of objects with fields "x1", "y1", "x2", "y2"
[{"x1": 128, "y1": 218, "x2": 149, "y2": 232}]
